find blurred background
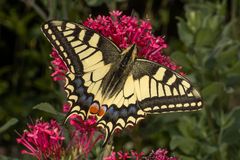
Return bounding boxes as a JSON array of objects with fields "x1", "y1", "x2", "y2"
[{"x1": 0, "y1": 0, "x2": 240, "y2": 159}]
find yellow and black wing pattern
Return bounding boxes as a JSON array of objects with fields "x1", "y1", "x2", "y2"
[
  {"x1": 41, "y1": 20, "x2": 121, "y2": 121},
  {"x1": 96, "y1": 59, "x2": 202, "y2": 144},
  {"x1": 131, "y1": 59, "x2": 202, "y2": 113},
  {"x1": 41, "y1": 20, "x2": 202, "y2": 146}
]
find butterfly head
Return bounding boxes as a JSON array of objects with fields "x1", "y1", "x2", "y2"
[
  {"x1": 120, "y1": 44, "x2": 138, "y2": 68},
  {"x1": 129, "y1": 44, "x2": 137, "y2": 61}
]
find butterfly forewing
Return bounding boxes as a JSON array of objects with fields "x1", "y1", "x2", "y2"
[
  {"x1": 41, "y1": 20, "x2": 122, "y2": 120},
  {"x1": 41, "y1": 21, "x2": 121, "y2": 73}
]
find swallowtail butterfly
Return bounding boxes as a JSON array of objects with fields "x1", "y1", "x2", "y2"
[{"x1": 41, "y1": 20, "x2": 203, "y2": 146}]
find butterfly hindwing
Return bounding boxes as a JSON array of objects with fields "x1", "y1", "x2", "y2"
[
  {"x1": 97, "y1": 104, "x2": 145, "y2": 145},
  {"x1": 64, "y1": 73, "x2": 94, "y2": 120},
  {"x1": 132, "y1": 59, "x2": 202, "y2": 113}
]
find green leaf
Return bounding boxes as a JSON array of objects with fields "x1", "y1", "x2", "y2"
[
  {"x1": 170, "y1": 135, "x2": 196, "y2": 154},
  {"x1": 171, "y1": 51, "x2": 192, "y2": 70},
  {"x1": 84, "y1": 0, "x2": 105, "y2": 7},
  {"x1": 222, "y1": 107, "x2": 240, "y2": 144},
  {"x1": 216, "y1": 45, "x2": 239, "y2": 66},
  {"x1": 177, "y1": 155, "x2": 195, "y2": 160},
  {"x1": 206, "y1": 15, "x2": 222, "y2": 31},
  {"x1": 199, "y1": 143, "x2": 217, "y2": 154},
  {"x1": 0, "y1": 118, "x2": 18, "y2": 134},
  {"x1": 195, "y1": 28, "x2": 217, "y2": 47},
  {"x1": 228, "y1": 61, "x2": 240, "y2": 75},
  {"x1": 177, "y1": 116, "x2": 196, "y2": 137},
  {"x1": 33, "y1": 102, "x2": 58, "y2": 115},
  {"x1": 177, "y1": 18, "x2": 194, "y2": 47},
  {"x1": 225, "y1": 74, "x2": 240, "y2": 87},
  {"x1": 201, "y1": 82, "x2": 224, "y2": 106},
  {"x1": 0, "y1": 80, "x2": 8, "y2": 95},
  {"x1": 185, "y1": 9, "x2": 203, "y2": 32},
  {"x1": 0, "y1": 155, "x2": 18, "y2": 160}
]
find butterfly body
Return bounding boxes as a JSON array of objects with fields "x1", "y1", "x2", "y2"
[
  {"x1": 101, "y1": 44, "x2": 137, "y2": 99},
  {"x1": 41, "y1": 20, "x2": 203, "y2": 146}
]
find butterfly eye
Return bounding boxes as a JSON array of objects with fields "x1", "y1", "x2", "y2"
[
  {"x1": 89, "y1": 102, "x2": 100, "y2": 114},
  {"x1": 98, "y1": 105, "x2": 107, "y2": 117}
]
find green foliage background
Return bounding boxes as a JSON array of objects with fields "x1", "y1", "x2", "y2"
[{"x1": 0, "y1": 0, "x2": 240, "y2": 159}]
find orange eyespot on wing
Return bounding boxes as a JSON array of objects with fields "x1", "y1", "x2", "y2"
[
  {"x1": 89, "y1": 103, "x2": 100, "y2": 114},
  {"x1": 98, "y1": 105, "x2": 107, "y2": 117}
]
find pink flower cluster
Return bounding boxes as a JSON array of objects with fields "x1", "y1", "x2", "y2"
[
  {"x1": 147, "y1": 149, "x2": 179, "y2": 160},
  {"x1": 83, "y1": 10, "x2": 181, "y2": 71},
  {"x1": 17, "y1": 116, "x2": 103, "y2": 159},
  {"x1": 104, "y1": 150, "x2": 144, "y2": 160},
  {"x1": 62, "y1": 102, "x2": 71, "y2": 113},
  {"x1": 50, "y1": 48, "x2": 67, "y2": 81},
  {"x1": 104, "y1": 148, "x2": 178, "y2": 160},
  {"x1": 16, "y1": 119, "x2": 64, "y2": 160},
  {"x1": 68, "y1": 115, "x2": 103, "y2": 157}
]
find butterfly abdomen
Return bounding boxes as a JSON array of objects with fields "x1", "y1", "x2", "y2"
[{"x1": 101, "y1": 63, "x2": 132, "y2": 99}]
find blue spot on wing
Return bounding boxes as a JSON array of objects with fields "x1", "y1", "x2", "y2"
[
  {"x1": 98, "y1": 103, "x2": 146, "y2": 147},
  {"x1": 73, "y1": 77, "x2": 82, "y2": 87},
  {"x1": 101, "y1": 104, "x2": 142, "y2": 123},
  {"x1": 66, "y1": 74, "x2": 95, "y2": 119}
]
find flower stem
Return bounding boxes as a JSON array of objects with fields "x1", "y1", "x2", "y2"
[
  {"x1": 101, "y1": 136, "x2": 113, "y2": 159},
  {"x1": 20, "y1": 0, "x2": 47, "y2": 20}
]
